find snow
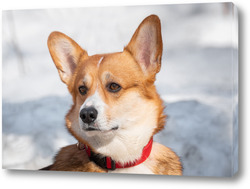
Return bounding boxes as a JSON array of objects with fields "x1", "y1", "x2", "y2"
[{"x1": 2, "y1": 3, "x2": 238, "y2": 176}]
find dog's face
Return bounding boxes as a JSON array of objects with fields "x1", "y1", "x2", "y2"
[{"x1": 48, "y1": 15, "x2": 165, "y2": 163}]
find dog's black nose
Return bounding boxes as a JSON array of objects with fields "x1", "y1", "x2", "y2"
[{"x1": 80, "y1": 107, "x2": 98, "y2": 124}]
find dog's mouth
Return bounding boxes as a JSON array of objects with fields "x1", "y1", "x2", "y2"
[{"x1": 84, "y1": 126, "x2": 119, "y2": 132}]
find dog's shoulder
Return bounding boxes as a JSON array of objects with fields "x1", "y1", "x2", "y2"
[
  {"x1": 44, "y1": 144, "x2": 106, "y2": 173},
  {"x1": 146, "y1": 142, "x2": 183, "y2": 175}
]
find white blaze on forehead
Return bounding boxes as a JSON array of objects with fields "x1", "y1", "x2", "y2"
[{"x1": 97, "y1": 56, "x2": 104, "y2": 68}]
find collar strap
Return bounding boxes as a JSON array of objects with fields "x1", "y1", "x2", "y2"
[{"x1": 77, "y1": 138, "x2": 153, "y2": 170}]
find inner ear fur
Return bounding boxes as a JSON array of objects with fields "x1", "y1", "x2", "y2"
[
  {"x1": 47, "y1": 31, "x2": 88, "y2": 85},
  {"x1": 125, "y1": 15, "x2": 163, "y2": 78}
]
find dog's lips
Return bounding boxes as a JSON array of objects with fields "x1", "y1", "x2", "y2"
[{"x1": 83, "y1": 126, "x2": 118, "y2": 132}]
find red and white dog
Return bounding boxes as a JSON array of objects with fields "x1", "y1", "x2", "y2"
[{"x1": 43, "y1": 15, "x2": 182, "y2": 175}]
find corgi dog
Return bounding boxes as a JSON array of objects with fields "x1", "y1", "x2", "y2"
[{"x1": 43, "y1": 15, "x2": 182, "y2": 175}]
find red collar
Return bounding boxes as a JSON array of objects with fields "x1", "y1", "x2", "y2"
[{"x1": 77, "y1": 138, "x2": 153, "y2": 170}]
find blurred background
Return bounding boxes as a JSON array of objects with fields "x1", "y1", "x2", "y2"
[{"x1": 2, "y1": 3, "x2": 238, "y2": 176}]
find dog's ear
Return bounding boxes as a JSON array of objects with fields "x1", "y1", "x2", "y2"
[
  {"x1": 47, "y1": 31, "x2": 88, "y2": 84},
  {"x1": 125, "y1": 15, "x2": 163, "y2": 78}
]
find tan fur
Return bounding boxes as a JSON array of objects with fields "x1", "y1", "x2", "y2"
[
  {"x1": 44, "y1": 15, "x2": 182, "y2": 175},
  {"x1": 145, "y1": 142, "x2": 182, "y2": 175},
  {"x1": 48, "y1": 144, "x2": 106, "y2": 172}
]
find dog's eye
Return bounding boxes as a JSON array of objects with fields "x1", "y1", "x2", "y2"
[
  {"x1": 79, "y1": 86, "x2": 88, "y2": 95},
  {"x1": 107, "y1": 83, "x2": 121, "y2": 93}
]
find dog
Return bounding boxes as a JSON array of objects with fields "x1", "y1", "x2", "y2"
[{"x1": 42, "y1": 15, "x2": 182, "y2": 175}]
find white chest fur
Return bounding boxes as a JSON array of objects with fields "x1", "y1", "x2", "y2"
[{"x1": 108, "y1": 163, "x2": 153, "y2": 174}]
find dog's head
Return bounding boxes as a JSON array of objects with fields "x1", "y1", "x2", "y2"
[{"x1": 48, "y1": 15, "x2": 166, "y2": 163}]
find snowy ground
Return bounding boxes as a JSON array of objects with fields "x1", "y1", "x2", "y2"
[{"x1": 2, "y1": 3, "x2": 238, "y2": 176}]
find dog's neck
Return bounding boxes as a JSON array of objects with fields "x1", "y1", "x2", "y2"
[
  {"x1": 80, "y1": 124, "x2": 155, "y2": 164},
  {"x1": 77, "y1": 138, "x2": 153, "y2": 170}
]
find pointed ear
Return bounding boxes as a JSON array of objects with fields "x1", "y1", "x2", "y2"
[
  {"x1": 47, "y1": 31, "x2": 88, "y2": 84},
  {"x1": 125, "y1": 15, "x2": 163, "y2": 78}
]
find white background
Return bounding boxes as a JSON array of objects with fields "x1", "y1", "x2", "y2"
[{"x1": 0, "y1": 0, "x2": 249, "y2": 188}]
